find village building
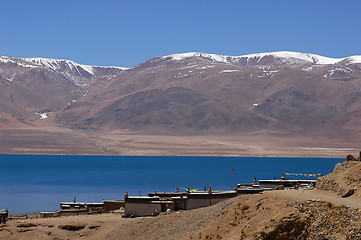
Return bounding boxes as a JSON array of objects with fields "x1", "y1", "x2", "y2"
[
  {"x1": 258, "y1": 179, "x2": 317, "y2": 189},
  {"x1": 124, "y1": 196, "x2": 174, "y2": 217},
  {"x1": 124, "y1": 190, "x2": 238, "y2": 217},
  {"x1": 39, "y1": 211, "x2": 59, "y2": 218},
  {"x1": 59, "y1": 202, "x2": 103, "y2": 217},
  {"x1": 185, "y1": 191, "x2": 237, "y2": 210}
]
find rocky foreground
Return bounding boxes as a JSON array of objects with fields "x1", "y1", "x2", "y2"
[
  {"x1": 316, "y1": 159, "x2": 361, "y2": 197},
  {"x1": 2, "y1": 159, "x2": 361, "y2": 240}
]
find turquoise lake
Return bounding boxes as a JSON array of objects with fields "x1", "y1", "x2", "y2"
[{"x1": 0, "y1": 154, "x2": 343, "y2": 213}]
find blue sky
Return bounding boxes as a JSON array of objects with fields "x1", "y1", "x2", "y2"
[{"x1": 1, "y1": 0, "x2": 360, "y2": 67}]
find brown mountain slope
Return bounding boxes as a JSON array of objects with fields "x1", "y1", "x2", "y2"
[
  {"x1": 56, "y1": 87, "x2": 271, "y2": 133},
  {"x1": 0, "y1": 56, "x2": 126, "y2": 128},
  {"x1": 1, "y1": 52, "x2": 361, "y2": 138},
  {"x1": 51, "y1": 52, "x2": 361, "y2": 137}
]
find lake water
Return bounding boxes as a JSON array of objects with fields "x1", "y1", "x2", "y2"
[{"x1": 0, "y1": 154, "x2": 343, "y2": 213}]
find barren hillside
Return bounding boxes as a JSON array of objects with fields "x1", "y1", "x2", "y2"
[{"x1": 2, "y1": 52, "x2": 361, "y2": 155}]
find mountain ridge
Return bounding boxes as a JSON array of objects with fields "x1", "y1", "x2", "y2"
[
  {"x1": 2, "y1": 51, "x2": 361, "y2": 71},
  {"x1": 162, "y1": 51, "x2": 360, "y2": 65},
  {"x1": 1, "y1": 51, "x2": 361, "y2": 137}
]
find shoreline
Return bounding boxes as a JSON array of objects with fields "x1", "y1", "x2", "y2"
[{"x1": 0, "y1": 128, "x2": 359, "y2": 158}]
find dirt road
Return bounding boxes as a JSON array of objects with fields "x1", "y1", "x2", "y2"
[{"x1": 267, "y1": 189, "x2": 361, "y2": 209}]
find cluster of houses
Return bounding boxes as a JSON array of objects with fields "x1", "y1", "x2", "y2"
[
  {"x1": 46, "y1": 188, "x2": 239, "y2": 218},
  {"x1": 125, "y1": 188, "x2": 238, "y2": 217},
  {"x1": 39, "y1": 200, "x2": 125, "y2": 218},
  {"x1": 50, "y1": 178, "x2": 315, "y2": 218},
  {"x1": 3, "y1": 177, "x2": 317, "y2": 220}
]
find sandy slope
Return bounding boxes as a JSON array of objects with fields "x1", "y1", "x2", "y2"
[{"x1": 268, "y1": 189, "x2": 361, "y2": 209}]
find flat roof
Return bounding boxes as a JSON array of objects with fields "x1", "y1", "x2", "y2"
[
  {"x1": 171, "y1": 196, "x2": 188, "y2": 200},
  {"x1": 259, "y1": 180, "x2": 317, "y2": 182},
  {"x1": 127, "y1": 196, "x2": 159, "y2": 198},
  {"x1": 190, "y1": 190, "x2": 236, "y2": 194},
  {"x1": 61, "y1": 202, "x2": 103, "y2": 205},
  {"x1": 151, "y1": 201, "x2": 174, "y2": 204},
  {"x1": 103, "y1": 200, "x2": 124, "y2": 202}
]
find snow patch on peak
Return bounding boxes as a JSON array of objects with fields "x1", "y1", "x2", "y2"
[
  {"x1": 163, "y1": 51, "x2": 349, "y2": 65},
  {"x1": 0, "y1": 56, "x2": 12, "y2": 62},
  {"x1": 165, "y1": 52, "x2": 230, "y2": 63},
  {"x1": 242, "y1": 51, "x2": 342, "y2": 65},
  {"x1": 0, "y1": 56, "x2": 38, "y2": 68},
  {"x1": 35, "y1": 112, "x2": 51, "y2": 120},
  {"x1": 346, "y1": 56, "x2": 361, "y2": 64},
  {"x1": 23, "y1": 58, "x2": 95, "y2": 75},
  {"x1": 22, "y1": 57, "x2": 129, "y2": 73},
  {"x1": 95, "y1": 65, "x2": 130, "y2": 70},
  {"x1": 219, "y1": 69, "x2": 240, "y2": 73}
]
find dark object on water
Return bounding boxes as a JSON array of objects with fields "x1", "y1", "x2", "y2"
[{"x1": 342, "y1": 189, "x2": 355, "y2": 198}]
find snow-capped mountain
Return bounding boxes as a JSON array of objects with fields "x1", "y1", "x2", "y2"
[
  {"x1": 22, "y1": 57, "x2": 129, "y2": 87},
  {"x1": 1, "y1": 51, "x2": 361, "y2": 137},
  {"x1": 23, "y1": 58, "x2": 97, "y2": 75},
  {"x1": 0, "y1": 55, "x2": 128, "y2": 125},
  {"x1": 161, "y1": 51, "x2": 361, "y2": 66},
  {"x1": 0, "y1": 56, "x2": 128, "y2": 87}
]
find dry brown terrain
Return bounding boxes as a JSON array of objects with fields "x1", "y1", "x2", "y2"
[
  {"x1": 0, "y1": 127, "x2": 358, "y2": 157},
  {"x1": 1, "y1": 190, "x2": 361, "y2": 240},
  {"x1": 0, "y1": 128, "x2": 104, "y2": 155}
]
